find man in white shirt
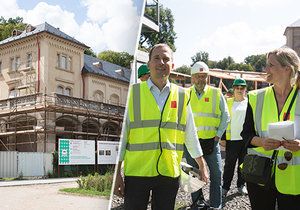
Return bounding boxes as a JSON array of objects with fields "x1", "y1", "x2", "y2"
[{"x1": 114, "y1": 43, "x2": 209, "y2": 210}]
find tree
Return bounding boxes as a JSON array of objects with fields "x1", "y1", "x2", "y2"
[
  {"x1": 0, "y1": 16, "x2": 26, "y2": 41},
  {"x1": 191, "y1": 51, "x2": 209, "y2": 66},
  {"x1": 84, "y1": 48, "x2": 97, "y2": 58},
  {"x1": 244, "y1": 54, "x2": 266, "y2": 72},
  {"x1": 216, "y1": 56, "x2": 235, "y2": 70},
  {"x1": 174, "y1": 65, "x2": 191, "y2": 75},
  {"x1": 140, "y1": 5, "x2": 177, "y2": 51},
  {"x1": 98, "y1": 51, "x2": 133, "y2": 69}
]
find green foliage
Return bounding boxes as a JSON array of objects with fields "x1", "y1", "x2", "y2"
[
  {"x1": 0, "y1": 16, "x2": 26, "y2": 41},
  {"x1": 140, "y1": 5, "x2": 177, "y2": 51},
  {"x1": 77, "y1": 172, "x2": 113, "y2": 193},
  {"x1": 84, "y1": 48, "x2": 97, "y2": 58},
  {"x1": 175, "y1": 65, "x2": 191, "y2": 75},
  {"x1": 98, "y1": 50, "x2": 133, "y2": 69},
  {"x1": 191, "y1": 51, "x2": 209, "y2": 66},
  {"x1": 244, "y1": 54, "x2": 266, "y2": 72}
]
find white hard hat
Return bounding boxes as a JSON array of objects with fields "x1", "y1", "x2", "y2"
[{"x1": 191, "y1": 61, "x2": 209, "y2": 75}]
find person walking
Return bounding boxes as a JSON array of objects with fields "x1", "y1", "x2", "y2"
[
  {"x1": 185, "y1": 61, "x2": 230, "y2": 210},
  {"x1": 241, "y1": 47, "x2": 300, "y2": 210},
  {"x1": 114, "y1": 44, "x2": 209, "y2": 210},
  {"x1": 221, "y1": 78, "x2": 248, "y2": 198}
]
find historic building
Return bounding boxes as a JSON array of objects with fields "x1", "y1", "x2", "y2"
[{"x1": 0, "y1": 22, "x2": 130, "y2": 153}]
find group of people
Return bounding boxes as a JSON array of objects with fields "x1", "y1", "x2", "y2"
[{"x1": 114, "y1": 43, "x2": 300, "y2": 210}]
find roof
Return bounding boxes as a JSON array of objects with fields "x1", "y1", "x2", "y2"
[
  {"x1": 284, "y1": 19, "x2": 300, "y2": 35},
  {"x1": 82, "y1": 54, "x2": 131, "y2": 83},
  {"x1": 209, "y1": 69, "x2": 267, "y2": 82},
  {"x1": 0, "y1": 22, "x2": 88, "y2": 48}
]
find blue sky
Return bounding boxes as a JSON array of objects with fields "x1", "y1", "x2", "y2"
[
  {"x1": 1, "y1": 0, "x2": 144, "y2": 55},
  {"x1": 163, "y1": 0, "x2": 300, "y2": 67}
]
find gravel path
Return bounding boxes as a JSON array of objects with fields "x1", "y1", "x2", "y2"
[{"x1": 111, "y1": 148, "x2": 251, "y2": 210}]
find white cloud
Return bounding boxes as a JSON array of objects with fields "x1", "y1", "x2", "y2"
[
  {"x1": 195, "y1": 21, "x2": 286, "y2": 62},
  {"x1": 0, "y1": 0, "x2": 140, "y2": 55}
]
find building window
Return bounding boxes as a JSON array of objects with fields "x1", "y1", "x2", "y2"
[
  {"x1": 109, "y1": 94, "x2": 119, "y2": 105},
  {"x1": 26, "y1": 53, "x2": 32, "y2": 68},
  {"x1": 65, "y1": 87, "x2": 72, "y2": 96},
  {"x1": 56, "y1": 86, "x2": 64, "y2": 95},
  {"x1": 57, "y1": 53, "x2": 70, "y2": 70},
  {"x1": 10, "y1": 56, "x2": 20, "y2": 71},
  {"x1": 9, "y1": 88, "x2": 19, "y2": 98},
  {"x1": 93, "y1": 90, "x2": 104, "y2": 102}
]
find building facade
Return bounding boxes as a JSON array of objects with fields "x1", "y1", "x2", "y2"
[{"x1": 0, "y1": 23, "x2": 130, "y2": 153}]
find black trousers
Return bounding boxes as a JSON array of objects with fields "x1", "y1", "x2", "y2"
[
  {"x1": 247, "y1": 181, "x2": 300, "y2": 210},
  {"x1": 124, "y1": 175, "x2": 179, "y2": 210},
  {"x1": 222, "y1": 140, "x2": 246, "y2": 190}
]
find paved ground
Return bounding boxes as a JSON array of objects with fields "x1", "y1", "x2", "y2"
[{"x1": 0, "y1": 181, "x2": 109, "y2": 210}]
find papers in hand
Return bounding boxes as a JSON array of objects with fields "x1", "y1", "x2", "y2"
[
  {"x1": 180, "y1": 162, "x2": 206, "y2": 193},
  {"x1": 268, "y1": 121, "x2": 295, "y2": 150}
]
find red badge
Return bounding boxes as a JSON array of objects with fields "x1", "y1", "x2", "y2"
[
  {"x1": 205, "y1": 97, "x2": 209, "y2": 102},
  {"x1": 283, "y1": 112, "x2": 290, "y2": 120},
  {"x1": 171, "y1": 101, "x2": 177, "y2": 108}
]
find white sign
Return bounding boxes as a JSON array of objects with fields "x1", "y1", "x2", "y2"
[
  {"x1": 97, "y1": 141, "x2": 119, "y2": 164},
  {"x1": 59, "y1": 139, "x2": 95, "y2": 165}
]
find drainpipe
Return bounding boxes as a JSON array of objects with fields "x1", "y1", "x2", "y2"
[
  {"x1": 36, "y1": 35, "x2": 40, "y2": 93},
  {"x1": 82, "y1": 74, "x2": 85, "y2": 99}
]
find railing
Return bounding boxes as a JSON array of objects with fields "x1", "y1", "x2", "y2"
[
  {"x1": 0, "y1": 93, "x2": 125, "y2": 116},
  {"x1": 144, "y1": 0, "x2": 159, "y2": 24}
]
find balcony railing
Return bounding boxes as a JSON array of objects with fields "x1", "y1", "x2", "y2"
[{"x1": 0, "y1": 93, "x2": 125, "y2": 116}]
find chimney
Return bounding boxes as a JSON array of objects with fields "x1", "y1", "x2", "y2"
[
  {"x1": 93, "y1": 61, "x2": 103, "y2": 69},
  {"x1": 26, "y1": 24, "x2": 36, "y2": 33}
]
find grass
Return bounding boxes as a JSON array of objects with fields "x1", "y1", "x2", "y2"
[
  {"x1": 59, "y1": 187, "x2": 110, "y2": 197},
  {"x1": 0, "y1": 177, "x2": 19, "y2": 181}
]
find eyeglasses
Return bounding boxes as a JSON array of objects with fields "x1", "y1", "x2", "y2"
[{"x1": 277, "y1": 151, "x2": 293, "y2": 170}]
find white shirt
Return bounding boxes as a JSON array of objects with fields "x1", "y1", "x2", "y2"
[
  {"x1": 118, "y1": 79, "x2": 203, "y2": 161},
  {"x1": 230, "y1": 98, "x2": 248, "y2": 140}
]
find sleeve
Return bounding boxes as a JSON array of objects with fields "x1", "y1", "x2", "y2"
[
  {"x1": 216, "y1": 93, "x2": 230, "y2": 138},
  {"x1": 185, "y1": 104, "x2": 203, "y2": 158},
  {"x1": 241, "y1": 101, "x2": 257, "y2": 148}
]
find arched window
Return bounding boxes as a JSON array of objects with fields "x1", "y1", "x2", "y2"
[
  {"x1": 109, "y1": 94, "x2": 119, "y2": 105},
  {"x1": 65, "y1": 87, "x2": 72, "y2": 96},
  {"x1": 57, "y1": 86, "x2": 64, "y2": 95},
  {"x1": 93, "y1": 90, "x2": 104, "y2": 102}
]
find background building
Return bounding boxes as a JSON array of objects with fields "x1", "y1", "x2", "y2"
[{"x1": 0, "y1": 22, "x2": 130, "y2": 154}]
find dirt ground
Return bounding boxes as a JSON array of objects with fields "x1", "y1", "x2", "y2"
[{"x1": 0, "y1": 181, "x2": 109, "y2": 210}]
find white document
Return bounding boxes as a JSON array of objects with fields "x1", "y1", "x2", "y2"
[{"x1": 268, "y1": 121, "x2": 295, "y2": 150}]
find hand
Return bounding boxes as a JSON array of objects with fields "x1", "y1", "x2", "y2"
[
  {"x1": 281, "y1": 139, "x2": 300, "y2": 152},
  {"x1": 196, "y1": 156, "x2": 209, "y2": 184},
  {"x1": 114, "y1": 171, "x2": 125, "y2": 197},
  {"x1": 214, "y1": 136, "x2": 220, "y2": 142},
  {"x1": 261, "y1": 138, "x2": 281, "y2": 150},
  {"x1": 219, "y1": 140, "x2": 226, "y2": 148}
]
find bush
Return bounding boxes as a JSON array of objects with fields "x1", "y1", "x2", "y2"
[{"x1": 77, "y1": 172, "x2": 113, "y2": 193}]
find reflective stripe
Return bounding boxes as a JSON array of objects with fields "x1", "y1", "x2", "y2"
[
  {"x1": 178, "y1": 87, "x2": 185, "y2": 123},
  {"x1": 129, "y1": 120, "x2": 186, "y2": 131},
  {"x1": 277, "y1": 156, "x2": 300, "y2": 166},
  {"x1": 296, "y1": 91, "x2": 300, "y2": 116},
  {"x1": 197, "y1": 126, "x2": 218, "y2": 131},
  {"x1": 247, "y1": 148, "x2": 272, "y2": 158},
  {"x1": 255, "y1": 89, "x2": 266, "y2": 137},
  {"x1": 212, "y1": 88, "x2": 217, "y2": 114},
  {"x1": 126, "y1": 142, "x2": 184, "y2": 151},
  {"x1": 193, "y1": 112, "x2": 221, "y2": 118},
  {"x1": 133, "y1": 83, "x2": 141, "y2": 122}
]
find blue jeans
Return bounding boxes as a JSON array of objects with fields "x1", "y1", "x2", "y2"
[{"x1": 184, "y1": 140, "x2": 222, "y2": 209}]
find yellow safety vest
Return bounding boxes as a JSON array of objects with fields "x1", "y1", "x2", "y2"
[
  {"x1": 189, "y1": 85, "x2": 221, "y2": 139},
  {"x1": 225, "y1": 97, "x2": 234, "y2": 140},
  {"x1": 248, "y1": 85, "x2": 300, "y2": 195},
  {"x1": 124, "y1": 82, "x2": 188, "y2": 178}
]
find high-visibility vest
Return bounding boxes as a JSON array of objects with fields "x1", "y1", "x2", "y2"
[
  {"x1": 124, "y1": 82, "x2": 188, "y2": 178},
  {"x1": 189, "y1": 85, "x2": 221, "y2": 139},
  {"x1": 225, "y1": 97, "x2": 234, "y2": 140},
  {"x1": 248, "y1": 85, "x2": 300, "y2": 195}
]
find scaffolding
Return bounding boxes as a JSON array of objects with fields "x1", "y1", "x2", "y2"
[{"x1": 0, "y1": 92, "x2": 125, "y2": 152}]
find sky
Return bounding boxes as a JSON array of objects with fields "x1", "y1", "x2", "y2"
[
  {"x1": 0, "y1": 0, "x2": 144, "y2": 55},
  {"x1": 163, "y1": 0, "x2": 300, "y2": 67}
]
